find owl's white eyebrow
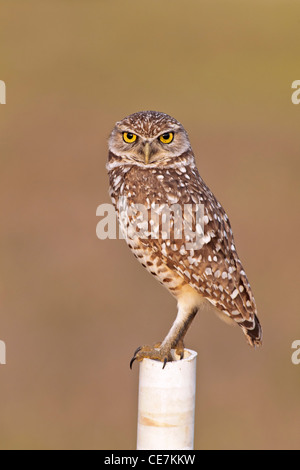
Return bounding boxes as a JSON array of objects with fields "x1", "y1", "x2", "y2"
[
  {"x1": 158, "y1": 130, "x2": 176, "y2": 136},
  {"x1": 118, "y1": 128, "x2": 139, "y2": 136}
]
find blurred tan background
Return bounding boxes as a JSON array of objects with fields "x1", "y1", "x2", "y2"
[{"x1": 0, "y1": 0, "x2": 300, "y2": 450}]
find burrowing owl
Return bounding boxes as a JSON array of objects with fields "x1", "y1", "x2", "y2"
[{"x1": 107, "y1": 111, "x2": 262, "y2": 367}]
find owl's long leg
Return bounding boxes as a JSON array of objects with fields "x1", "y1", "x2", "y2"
[{"x1": 130, "y1": 307, "x2": 198, "y2": 369}]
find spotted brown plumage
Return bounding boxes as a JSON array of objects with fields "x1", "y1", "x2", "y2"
[{"x1": 107, "y1": 111, "x2": 262, "y2": 366}]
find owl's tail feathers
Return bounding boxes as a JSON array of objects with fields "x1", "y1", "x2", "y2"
[{"x1": 241, "y1": 314, "x2": 263, "y2": 348}]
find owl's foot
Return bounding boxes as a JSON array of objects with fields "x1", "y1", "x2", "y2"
[
  {"x1": 130, "y1": 340, "x2": 185, "y2": 369},
  {"x1": 130, "y1": 344, "x2": 173, "y2": 369}
]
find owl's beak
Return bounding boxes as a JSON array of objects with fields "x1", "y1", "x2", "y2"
[{"x1": 144, "y1": 142, "x2": 151, "y2": 164}]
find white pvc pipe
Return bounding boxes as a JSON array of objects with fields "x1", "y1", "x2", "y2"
[{"x1": 136, "y1": 349, "x2": 197, "y2": 450}]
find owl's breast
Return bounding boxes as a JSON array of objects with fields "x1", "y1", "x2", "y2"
[{"x1": 109, "y1": 165, "x2": 191, "y2": 296}]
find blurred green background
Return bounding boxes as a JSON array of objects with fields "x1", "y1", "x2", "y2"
[{"x1": 0, "y1": 0, "x2": 300, "y2": 450}]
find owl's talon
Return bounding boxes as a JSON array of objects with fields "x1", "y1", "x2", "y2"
[
  {"x1": 130, "y1": 345, "x2": 148, "y2": 369},
  {"x1": 133, "y1": 346, "x2": 142, "y2": 357},
  {"x1": 130, "y1": 356, "x2": 137, "y2": 370}
]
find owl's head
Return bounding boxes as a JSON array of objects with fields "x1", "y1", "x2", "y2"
[{"x1": 108, "y1": 111, "x2": 192, "y2": 166}]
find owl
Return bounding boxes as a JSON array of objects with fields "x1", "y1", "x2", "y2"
[{"x1": 107, "y1": 111, "x2": 262, "y2": 368}]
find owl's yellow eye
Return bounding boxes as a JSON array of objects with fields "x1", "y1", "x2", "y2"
[
  {"x1": 159, "y1": 132, "x2": 174, "y2": 144},
  {"x1": 123, "y1": 132, "x2": 137, "y2": 143}
]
